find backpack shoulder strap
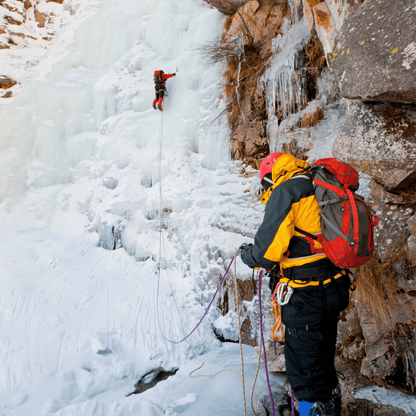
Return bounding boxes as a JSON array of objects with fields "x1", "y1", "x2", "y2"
[{"x1": 294, "y1": 226, "x2": 318, "y2": 241}]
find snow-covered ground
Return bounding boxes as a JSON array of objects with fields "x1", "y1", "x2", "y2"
[
  {"x1": 1, "y1": 0, "x2": 416, "y2": 415},
  {"x1": 0, "y1": 1, "x2": 267, "y2": 414}
]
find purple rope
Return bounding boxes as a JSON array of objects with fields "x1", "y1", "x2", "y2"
[
  {"x1": 291, "y1": 389, "x2": 295, "y2": 416},
  {"x1": 258, "y1": 270, "x2": 276, "y2": 416},
  {"x1": 167, "y1": 256, "x2": 235, "y2": 344},
  {"x1": 273, "y1": 340, "x2": 277, "y2": 355}
]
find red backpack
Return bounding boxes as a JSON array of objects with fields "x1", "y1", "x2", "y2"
[
  {"x1": 296, "y1": 158, "x2": 379, "y2": 269},
  {"x1": 154, "y1": 70, "x2": 164, "y2": 85}
]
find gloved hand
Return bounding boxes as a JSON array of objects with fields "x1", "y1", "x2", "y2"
[
  {"x1": 267, "y1": 269, "x2": 281, "y2": 294},
  {"x1": 237, "y1": 243, "x2": 253, "y2": 257}
]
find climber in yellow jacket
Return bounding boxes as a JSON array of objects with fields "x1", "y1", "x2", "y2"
[{"x1": 239, "y1": 153, "x2": 350, "y2": 416}]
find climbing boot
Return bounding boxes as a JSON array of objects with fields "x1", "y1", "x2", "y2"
[
  {"x1": 332, "y1": 384, "x2": 342, "y2": 416},
  {"x1": 308, "y1": 398, "x2": 336, "y2": 416},
  {"x1": 152, "y1": 102, "x2": 157, "y2": 110},
  {"x1": 157, "y1": 104, "x2": 163, "y2": 112}
]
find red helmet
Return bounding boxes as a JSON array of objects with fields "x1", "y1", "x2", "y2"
[{"x1": 259, "y1": 153, "x2": 283, "y2": 182}]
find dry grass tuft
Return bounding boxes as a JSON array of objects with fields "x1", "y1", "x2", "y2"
[
  {"x1": 304, "y1": 35, "x2": 326, "y2": 70},
  {"x1": 354, "y1": 249, "x2": 411, "y2": 327}
]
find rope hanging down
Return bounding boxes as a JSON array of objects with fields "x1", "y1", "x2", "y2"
[
  {"x1": 258, "y1": 270, "x2": 276, "y2": 416},
  {"x1": 154, "y1": 101, "x2": 236, "y2": 345},
  {"x1": 155, "y1": 112, "x2": 247, "y2": 389},
  {"x1": 155, "y1": 111, "x2": 236, "y2": 344},
  {"x1": 155, "y1": 109, "x2": 284, "y2": 414},
  {"x1": 234, "y1": 251, "x2": 247, "y2": 416}
]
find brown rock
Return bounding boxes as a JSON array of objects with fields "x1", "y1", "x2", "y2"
[
  {"x1": 338, "y1": 307, "x2": 363, "y2": 347},
  {"x1": 0, "y1": 76, "x2": 17, "y2": 89},
  {"x1": 333, "y1": 101, "x2": 416, "y2": 191},
  {"x1": 225, "y1": 1, "x2": 286, "y2": 45},
  {"x1": 407, "y1": 214, "x2": 416, "y2": 237},
  {"x1": 203, "y1": 0, "x2": 250, "y2": 15},
  {"x1": 0, "y1": 43, "x2": 10, "y2": 49},
  {"x1": 329, "y1": 0, "x2": 416, "y2": 104},
  {"x1": 325, "y1": 0, "x2": 365, "y2": 31},
  {"x1": 405, "y1": 235, "x2": 416, "y2": 267},
  {"x1": 1, "y1": 91, "x2": 13, "y2": 98},
  {"x1": 313, "y1": 2, "x2": 337, "y2": 57},
  {"x1": 343, "y1": 398, "x2": 408, "y2": 416},
  {"x1": 367, "y1": 181, "x2": 414, "y2": 259},
  {"x1": 233, "y1": 120, "x2": 267, "y2": 158},
  {"x1": 5, "y1": 16, "x2": 23, "y2": 25},
  {"x1": 357, "y1": 303, "x2": 392, "y2": 380},
  {"x1": 203, "y1": 0, "x2": 286, "y2": 15},
  {"x1": 217, "y1": 274, "x2": 258, "y2": 345},
  {"x1": 10, "y1": 32, "x2": 25, "y2": 38},
  {"x1": 369, "y1": 180, "x2": 416, "y2": 206},
  {"x1": 257, "y1": 339, "x2": 285, "y2": 372},
  {"x1": 47, "y1": 0, "x2": 64, "y2": 3},
  {"x1": 302, "y1": 0, "x2": 324, "y2": 35},
  {"x1": 34, "y1": 9, "x2": 47, "y2": 28}
]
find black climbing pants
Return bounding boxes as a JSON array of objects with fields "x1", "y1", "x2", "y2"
[
  {"x1": 284, "y1": 321, "x2": 338, "y2": 403},
  {"x1": 281, "y1": 270, "x2": 350, "y2": 403},
  {"x1": 155, "y1": 90, "x2": 165, "y2": 100}
]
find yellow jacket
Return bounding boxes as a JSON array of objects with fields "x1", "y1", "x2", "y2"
[{"x1": 241, "y1": 154, "x2": 327, "y2": 272}]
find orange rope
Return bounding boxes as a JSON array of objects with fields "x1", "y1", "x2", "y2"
[{"x1": 250, "y1": 341, "x2": 262, "y2": 416}]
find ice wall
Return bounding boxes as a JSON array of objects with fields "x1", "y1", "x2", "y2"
[
  {"x1": 0, "y1": 1, "x2": 234, "y2": 407},
  {"x1": 0, "y1": 0, "x2": 228, "y2": 212},
  {"x1": 261, "y1": 17, "x2": 311, "y2": 151}
]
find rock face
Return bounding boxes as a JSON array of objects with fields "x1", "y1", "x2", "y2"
[
  {"x1": 324, "y1": 0, "x2": 365, "y2": 31},
  {"x1": 313, "y1": 1, "x2": 337, "y2": 56},
  {"x1": 205, "y1": 0, "x2": 416, "y2": 411},
  {"x1": 203, "y1": 0, "x2": 250, "y2": 15},
  {"x1": 203, "y1": 0, "x2": 286, "y2": 15},
  {"x1": 220, "y1": 0, "x2": 289, "y2": 164},
  {"x1": 343, "y1": 398, "x2": 408, "y2": 416},
  {"x1": 329, "y1": 0, "x2": 416, "y2": 103},
  {"x1": 0, "y1": 75, "x2": 17, "y2": 89},
  {"x1": 333, "y1": 101, "x2": 416, "y2": 191},
  {"x1": 225, "y1": 0, "x2": 287, "y2": 44},
  {"x1": 0, "y1": 0, "x2": 64, "y2": 97}
]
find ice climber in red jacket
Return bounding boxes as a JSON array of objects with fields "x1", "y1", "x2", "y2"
[{"x1": 152, "y1": 70, "x2": 176, "y2": 112}]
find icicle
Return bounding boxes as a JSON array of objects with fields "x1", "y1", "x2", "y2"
[
  {"x1": 234, "y1": 34, "x2": 246, "y2": 124},
  {"x1": 236, "y1": 61, "x2": 245, "y2": 123}
]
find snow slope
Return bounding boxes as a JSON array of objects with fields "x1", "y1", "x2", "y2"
[{"x1": 1, "y1": 0, "x2": 415, "y2": 415}]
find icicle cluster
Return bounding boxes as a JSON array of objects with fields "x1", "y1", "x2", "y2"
[{"x1": 262, "y1": 17, "x2": 311, "y2": 151}]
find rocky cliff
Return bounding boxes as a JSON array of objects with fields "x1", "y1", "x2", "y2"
[
  {"x1": 204, "y1": 0, "x2": 416, "y2": 414},
  {"x1": 0, "y1": 0, "x2": 64, "y2": 97}
]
